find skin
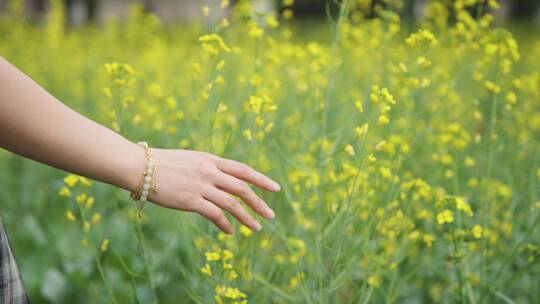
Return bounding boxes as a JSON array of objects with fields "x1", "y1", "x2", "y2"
[{"x1": 0, "y1": 56, "x2": 280, "y2": 235}]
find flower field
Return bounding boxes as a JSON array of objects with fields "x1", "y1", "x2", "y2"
[{"x1": 1, "y1": 0, "x2": 539, "y2": 303}]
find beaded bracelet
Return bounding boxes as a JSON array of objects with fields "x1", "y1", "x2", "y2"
[{"x1": 130, "y1": 141, "x2": 158, "y2": 218}]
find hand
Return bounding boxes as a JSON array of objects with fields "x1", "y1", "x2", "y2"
[{"x1": 134, "y1": 148, "x2": 281, "y2": 234}]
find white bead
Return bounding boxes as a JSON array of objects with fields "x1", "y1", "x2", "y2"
[
  {"x1": 146, "y1": 161, "x2": 153, "y2": 169},
  {"x1": 146, "y1": 168, "x2": 153, "y2": 175},
  {"x1": 144, "y1": 176, "x2": 152, "y2": 183},
  {"x1": 142, "y1": 190, "x2": 149, "y2": 197},
  {"x1": 140, "y1": 196, "x2": 147, "y2": 202},
  {"x1": 143, "y1": 183, "x2": 151, "y2": 190}
]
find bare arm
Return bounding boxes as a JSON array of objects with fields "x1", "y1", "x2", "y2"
[
  {"x1": 0, "y1": 56, "x2": 279, "y2": 234},
  {"x1": 0, "y1": 57, "x2": 141, "y2": 192}
]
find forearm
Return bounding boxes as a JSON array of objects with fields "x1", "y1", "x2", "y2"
[{"x1": 0, "y1": 56, "x2": 141, "y2": 192}]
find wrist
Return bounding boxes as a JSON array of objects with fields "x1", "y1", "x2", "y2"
[{"x1": 115, "y1": 140, "x2": 146, "y2": 193}]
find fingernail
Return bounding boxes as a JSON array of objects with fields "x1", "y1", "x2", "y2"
[
  {"x1": 266, "y1": 208, "x2": 275, "y2": 219},
  {"x1": 253, "y1": 222, "x2": 262, "y2": 231},
  {"x1": 271, "y1": 181, "x2": 281, "y2": 191}
]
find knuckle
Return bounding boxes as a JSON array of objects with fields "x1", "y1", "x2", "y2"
[
  {"x1": 238, "y1": 163, "x2": 251, "y2": 175},
  {"x1": 205, "y1": 152, "x2": 217, "y2": 161},
  {"x1": 208, "y1": 209, "x2": 224, "y2": 222},
  {"x1": 182, "y1": 196, "x2": 201, "y2": 212},
  {"x1": 198, "y1": 164, "x2": 215, "y2": 178},
  {"x1": 237, "y1": 184, "x2": 250, "y2": 197},
  {"x1": 203, "y1": 152, "x2": 219, "y2": 162},
  {"x1": 251, "y1": 197, "x2": 264, "y2": 208},
  {"x1": 181, "y1": 193, "x2": 197, "y2": 204},
  {"x1": 181, "y1": 202, "x2": 195, "y2": 212},
  {"x1": 222, "y1": 199, "x2": 237, "y2": 211}
]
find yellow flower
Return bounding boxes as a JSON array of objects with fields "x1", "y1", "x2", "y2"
[
  {"x1": 249, "y1": 25, "x2": 264, "y2": 38},
  {"x1": 215, "y1": 284, "x2": 225, "y2": 295},
  {"x1": 265, "y1": 122, "x2": 274, "y2": 133},
  {"x1": 380, "y1": 88, "x2": 395, "y2": 104},
  {"x1": 102, "y1": 88, "x2": 112, "y2": 98},
  {"x1": 266, "y1": 15, "x2": 279, "y2": 28},
  {"x1": 79, "y1": 177, "x2": 92, "y2": 187},
  {"x1": 465, "y1": 157, "x2": 475, "y2": 167},
  {"x1": 506, "y1": 91, "x2": 517, "y2": 104},
  {"x1": 367, "y1": 275, "x2": 380, "y2": 288},
  {"x1": 201, "y1": 264, "x2": 212, "y2": 276},
  {"x1": 468, "y1": 178, "x2": 479, "y2": 188},
  {"x1": 440, "y1": 154, "x2": 453, "y2": 165},
  {"x1": 216, "y1": 60, "x2": 225, "y2": 70},
  {"x1": 59, "y1": 187, "x2": 71, "y2": 197},
  {"x1": 488, "y1": 0, "x2": 500, "y2": 9},
  {"x1": 436, "y1": 209, "x2": 454, "y2": 225},
  {"x1": 283, "y1": 0, "x2": 294, "y2": 6},
  {"x1": 242, "y1": 129, "x2": 253, "y2": 141},
  {"x1": 355, "y1": 100, "x2": 364, "y2": 113},
  {"x1": 222, "y1": 250, "x2": 234, "y2": 261},
  {"x1": 100, "y1": 238, "x2": 109, "y2": 252},
  {"x1": 406, "y1": 29, "x2": 438, "y2": 48},
  {"x1": 66, "y1": 211, "x2": 76, "y2": 222},
  {"x1": 76, "y1": 193, "x2": 87, "y2": 205},
  {"x1": 472, "y1": 225, "x2": 483, "y2": 239},
  {"x1": 377, "y1": 115, "x2": 390, "y2": 125},
  {"x1": 224, "y1": 287, "x2": 247, "y2": 299},
  {"x1": 215, "y1": 76, "x2": 225, "y2": 85},
  {"x1": 239, "y1": 225, "x2": 253, "y2": 237},
  {"x1": 282, "y1": 9, "x2": 294, "y2": 19},
  {"x1": 416, "y1": 56, "x2": 432, "y2": 68},
  {"x1": 423, "y1": 234, "x2": 435, "y2": 247},
  {"x1": 484, "y1": 80, "x2": 501, "y2": 94},
  {"x1": 260, "y1": 238, "x2": 270, "y2": 248},
  {"x1": 226, "y1": 270, "x2": 238, "y2": 281},
  {"x1": 86, "y1": 196, "x2": 95, "y2": 209},
  {"x1": 375, "y1": 140, "x2": 386, "y2": 151},
  {"x1": 355, "y1": 124, "x2": 369, "y2": 137},
  {"x1": 379, "y1": 167, "x2": 392, "y2": 179},
  {"x1": 91, "y1": 213, "x2": 102, "y2": 224},
  {"x1": 345, "y1": 144, "x2": 355, "y2": 156},
  {"x1": 63, "y1": 174, "x2": 79, "y2": 187},
  {"x1": 205, "y1": 251, "x2": 221, "y2": 261},
  {"x1": 83, "y1": 221, "x2": 91, "y2": 232},
  {"x1": 455, "y1": 197, "x2": 473, "y2": 217},
  {"x1": 255, "y1": 116, "x2": 264, "y2": 126},
  {"x1": 217, "y1": 103, "x2": 228, "y2": 113},
  {"x1": 198, "y1": 34, "x2": 231, "y2": 55}
]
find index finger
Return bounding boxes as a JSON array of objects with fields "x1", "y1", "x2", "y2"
[{"x1": 216, "y1": 158, "x2": 281, "y2": 192}]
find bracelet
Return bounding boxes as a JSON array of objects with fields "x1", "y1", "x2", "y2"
[{"x1": 130, "y1": 141, "x2": 158, "y2": 218}]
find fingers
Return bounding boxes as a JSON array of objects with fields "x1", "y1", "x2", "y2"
[
  {"x1": 193, "y1": 198, "x2": 234, "y2": 234},
  {"x1": 204, "y1": 188, "x2": 262, "y2": 232},
  {"x1": 216, "y1": 158, "x2": 281, "y2": 192},
  {"x1": 213, "y1": 172, "x2": 275, "y2": 219}
]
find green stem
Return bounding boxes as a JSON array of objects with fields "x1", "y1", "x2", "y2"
[
  {"x1": 77, "y1": 201, "x2": 119, "y2": 304},
  {"x1": 135, "y1": 218, "x2": 160, "y2": 304}
]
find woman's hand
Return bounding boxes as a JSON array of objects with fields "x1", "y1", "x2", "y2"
[{"x1": 131, "y1": 148, "x2": 280, "y2": 235}]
